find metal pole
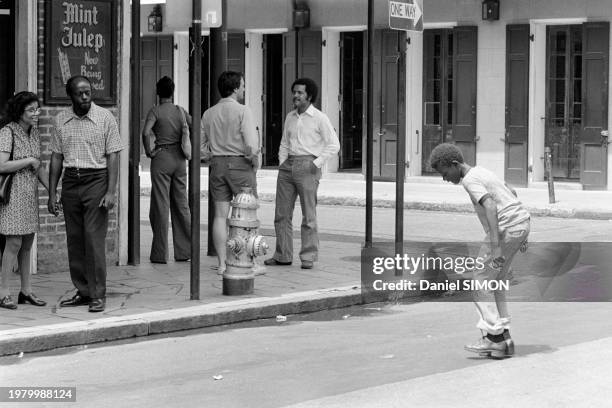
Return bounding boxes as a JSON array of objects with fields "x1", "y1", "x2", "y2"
[
  {"x1": 208, "y1": 0, "x2": 227, "y2": 257},
  {"x1": 395, "y1": 31, "x2": 406, "y2": 265},
  {"x1": 128, "y1": 0, "x2": 140, "y2": 265},
  {"x1": 190, "y1": 0, "x2": 202, "y2": 300},
  {"x1": 544, "y1": 146, "x2": 555, "y2": 204},
  {"x1": 365, "y1": 0, "x2": 374, "y2": 248}
]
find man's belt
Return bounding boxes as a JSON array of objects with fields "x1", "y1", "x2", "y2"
[{"x1": 64, "y1": 167, "x2": 107, "y2": 176}]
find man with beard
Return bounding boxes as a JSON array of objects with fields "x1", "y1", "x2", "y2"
[
  {"x1": 265, "y1": 78, "x2": 339, "y2": 270},
  {"x1": 49, "y1": 75, "x2": 124, "y2": 313},
  {"x1": 201, "y1": 71, "x2": 259, "y2": 275}
]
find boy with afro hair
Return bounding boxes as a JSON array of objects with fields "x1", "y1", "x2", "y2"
[{"x1": 428, "y1": 143, "x2": 530, "y2": 358}]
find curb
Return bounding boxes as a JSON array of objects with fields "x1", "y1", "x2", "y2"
[
  {"x1": 140, "y1": 188, "x2": 612, "y2": 220},
  {"x1": 0, "y1": 285, "x2": 362, "y2": 357}
]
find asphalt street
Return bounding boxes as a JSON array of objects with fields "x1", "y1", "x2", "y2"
[
  {"x1": 2, "y1": 301, "x2": 612, "y2": 407},
  {"x1": 140, "y1": 198, "x2": 612, "y2": 243}
]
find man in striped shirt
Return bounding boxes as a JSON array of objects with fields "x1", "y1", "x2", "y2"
[{"x1": 49, "y1": 75, "x2": 124, "y2": 313}]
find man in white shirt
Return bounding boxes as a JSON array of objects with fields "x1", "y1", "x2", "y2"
[{"x1": 265, "y1": 78, "x2": 339, "y2": 270}]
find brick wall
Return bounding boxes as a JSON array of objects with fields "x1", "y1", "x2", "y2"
[{"x1": 36, "y1": 0, "x2": 119, "y2": 273}]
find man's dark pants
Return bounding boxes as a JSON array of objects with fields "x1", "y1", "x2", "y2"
[
  {"x1": 61, "y1": 168, "x2": 109, "y2": 299},
  {"x1": 272, "y1": 155, "x2": 321, "y2": 263}
]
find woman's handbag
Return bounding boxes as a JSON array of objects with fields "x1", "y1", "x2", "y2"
[
  {"x1": 0, "y1": 128, "x2": 15, "y2": 205},
  {"x1": 178, "y1": 106, "x2": 192, "y2": 160}
]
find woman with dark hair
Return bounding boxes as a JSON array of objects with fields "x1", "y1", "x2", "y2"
[
  {"x1": 141, "y1": 76, "x2": 192, "y2": 263},
  {"x1": 0, "y1": 91, "x2": 50, "y2": 309}
]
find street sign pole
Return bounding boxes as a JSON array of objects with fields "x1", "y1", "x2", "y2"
[
  {"x1": 128, "y1": 0, "x2": 140, "y2": 265},
  {"x1": 388, "y1": 0, "x2": 423, "y2": 261},
  {"x1": 190, "y1": 0, "x2": 203, "y2": 300},
  {"x1": 365, "y1": 0, "x2": 374, "y2": 249},
  {"x1": 395, "y1": 30, "x2": 406, "y2": 267}
]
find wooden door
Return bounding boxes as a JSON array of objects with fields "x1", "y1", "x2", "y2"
[
  {"x1": 297, "y1": 30, "x2": 322, "y2": 110},
  {"x1": 140, "y1": 37, "x2": 158, "y2": 138},
  {"x1": 282, "y1": 31, "x2": 297, "y2": 122},
  {"x1": 379, "y1": 30, "x2": 401, "y2": 179},
  {"x1": 504, "y1": 24, "x2": 530, "y2": 187},
  {"x1": 280, "y1": 30, "x2": 323, "y2": 139},
  {"x1": 452, "y1": 26, "x2": 478, "y2": 167},
  {"x1": 422, "y1": 29, "x2": 451, "y2": 173},
  {"x1": 369, "y1": 30, "x2": 402, "y2": 180},
  {"x1": 140, "y1": 36, "x2": 174, "y2": 154},
  {"x1": 422, "y1": 27, "x2": 477, "y2": 172},
  {"x1": 157, "y1": 36, "x2": 173, "y2": 78},
  {"x1": 580, "y1": 22, "x2": 609, "y2": 189},
  {"x1": 546, "y1": 25, "x2": 583, "y2": 180},
  {"x1": 227, "y1": 33, "x2": 245, "y2": 74}
]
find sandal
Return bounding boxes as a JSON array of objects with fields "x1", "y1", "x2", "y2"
[{"x1": 0, "y1": 295, "x2": 17, "y2": 310}]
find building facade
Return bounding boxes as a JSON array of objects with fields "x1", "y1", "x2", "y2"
[{"x1": 139, "y1": 0, "x2": 612, "y2": 189}]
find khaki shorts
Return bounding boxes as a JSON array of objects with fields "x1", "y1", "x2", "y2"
[{"x1": 209, "y1": 156, "x2": 257, "y2": 202}]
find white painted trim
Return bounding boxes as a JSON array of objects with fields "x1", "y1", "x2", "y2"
[
  {"x1": 322, "y1": 25, "x2": 366, "y2": 32},
  {"x1": 321, "y1": 29, "x2": 340, "y2": 173},
  {"x1": 0, "y1": 10, "x2": 10, "y2": 15},
  {"x1": 27, "y1": 0, "x2": 36, "y2": 93},
  {"x1": 15, "y1": 0, "x2": 39, "y2": 272},
  {"x1": 245, "y1": 28, "x2": 289, "y2": 34},
  {"x1": 171, "y1": 30, "x2": 209, "y2": 36},
  {"x1": 118, "y1": 0, "x2": 132, "y2": 265},
  {"x1": 406, "y1": 31, "x2": 423, "y2": 176},
  {"x1": 528, "y1": 22, "x2": 547, "y2": 184},
  {"x1": 244, "y1": 31, "x2": 263, "y2": 167},
  {"x1": 174, "y1": 31, "x2": 190, "y2": 110},
  {"x1": 423, "y1": 22, "x2": 457, "y2": 29},
  {"x1": 141, "y1": 30, "x2": 210, "y2": 37},
  {"x1": 530, "y1": 18, "x2": 587, "y2": 25}
]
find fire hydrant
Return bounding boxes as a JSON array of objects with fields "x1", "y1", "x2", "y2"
[{"x1": 223, "y1": 187, "x2": 268, "y2": 295}]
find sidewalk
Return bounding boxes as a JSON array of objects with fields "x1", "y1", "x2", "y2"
[
  {"x1": 0, "y1": 223, "x2": 363, "y2": 356},
  {"x1": 141, "y1": 168, "x2": 612, "y2": 219}
]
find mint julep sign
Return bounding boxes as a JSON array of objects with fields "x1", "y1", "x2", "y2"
[{"x1": 45, "y1": 0, "x2": 116, "y2": 105}]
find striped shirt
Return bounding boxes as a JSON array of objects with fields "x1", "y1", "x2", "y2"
[{"x1": 50, "y1": 102, "x2": 124, "y2": 168}]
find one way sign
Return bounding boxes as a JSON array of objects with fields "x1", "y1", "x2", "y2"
[{"x1": 388, "y1": 0, "x2": 423, "y2": 32}]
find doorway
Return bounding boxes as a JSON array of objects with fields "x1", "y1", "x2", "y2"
[
  {"x1": 422, "y1": 27, "x2": 478, "y2": 174},
  {"x1": 339, "y1": 31, "x2": 363, "y2": 170},
  {"x1": 262, "y1": 31, "x2": 323, "y2": 167},
  {"x1": 371, "y1": 29, "x2": 403, "y2": 180},
  {"x1": 140, "y1": 35, "x2": 174, "y2": 165},
  {"x1": 545, "y1": 23, "x2": 609, "y2": 187},
  {"x1": 263, "y1": 34, "x2": 283, "y2": 167},
  {"x1": 545, "y1": 25, "x2": 582, "y2": 180}
]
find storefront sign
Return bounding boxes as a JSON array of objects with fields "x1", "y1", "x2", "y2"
[{"x1": 45, "y1": 0, "x2": 116, "y2": 105}]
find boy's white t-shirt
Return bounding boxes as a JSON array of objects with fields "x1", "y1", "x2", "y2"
[{"x1": 461, "y1": 166, "x2": 530, "y2": 231}]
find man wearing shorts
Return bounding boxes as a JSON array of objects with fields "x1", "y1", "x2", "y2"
[{"x1": 201, "y1": 71, "x2": 259, "y2": 274}]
